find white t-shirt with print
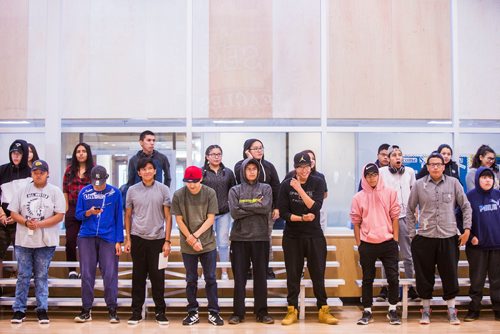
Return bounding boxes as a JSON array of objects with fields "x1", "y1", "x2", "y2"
[{"x1": 8, "y1": 182, "x2": 65, "y2": 248}]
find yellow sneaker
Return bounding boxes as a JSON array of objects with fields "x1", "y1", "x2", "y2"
[
  {"x1": 318, "y1": 305, "x2": 339, "y2": 325},
  {"x1": 281, "y1": 306, "x2": 298, "y2": 325}
]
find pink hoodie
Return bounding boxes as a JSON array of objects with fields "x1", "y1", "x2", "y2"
[{"x1": 350, "y1": 168, "x2": 400, "y2": 243}]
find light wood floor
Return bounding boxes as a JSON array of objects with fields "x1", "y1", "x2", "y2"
[{"x1": 0, "y1": 306, "x2": 499, "y2": 334}]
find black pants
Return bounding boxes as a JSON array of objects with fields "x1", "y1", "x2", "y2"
[
  {"x1": 130, "y1": 235, "x2": 166, "y2": 314},
  {"x1": 359, "y1": 239, "x2": 399, "y2": 307},
  {"x1": 466, "y1": 246, "x2": 500, "y2": 312},
  {"x1": 230, "y1": 240, "x2": 269, "y2": 317},
  {"x1": 64, "y1": 209, "x2": 82, "y2": 272},
  {"x1": 283, "y1": 235, "x2": 327, "y2": 309},
  {"x1": 411, "y1": 235, "x2": 459, "y2": 300}
]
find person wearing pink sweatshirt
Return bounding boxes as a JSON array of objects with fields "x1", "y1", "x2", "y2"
[{"x1": 351, "y1": 163, "x2": 401, "y2": 325}]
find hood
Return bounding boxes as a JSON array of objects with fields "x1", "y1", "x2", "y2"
[
  {"x1": 475, "y1": 166, "x2": 495, "y2": 194},
  {"x1": 360, "y1": 164, "x2": 386, "y2": 192},
  {"x1": 242, "y1": 138, "x2": 264, "y2": 160},
  {"x1": 9, "y1": 139, "x2": 29, "y2": 168},
  {"x1": 240, "y1": 158, "x2": 260, "y2": 185}
]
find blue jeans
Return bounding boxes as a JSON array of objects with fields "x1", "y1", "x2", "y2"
[
  {"x1": 13, "y1": 246, "x2": 56, "y2": 312},
  {"x1": 182, "y1": 249, "x2": 219, "y2": 313},
  {"x1": 214, "y1": 213, "x2": 232, "y2": 262}
]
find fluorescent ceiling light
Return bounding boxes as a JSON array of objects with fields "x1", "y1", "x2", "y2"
[
  {"x1": 0, "y1": 120, "x2": 30, "y2": 125},
  {"x1": 427, "y1": 121, "x2": 452, "y2": 125},
  {"x1": 213, "y1": 120, "x2": 244, "y2": 124}
]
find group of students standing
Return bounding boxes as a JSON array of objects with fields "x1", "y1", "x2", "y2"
[
  {"x1": 0, "y1": 133, "x2": 498, "y2": 326},
  {"x1": 353, "y1": 143, "x2": 500, "y2": 326},
  {"x1": 0, "y1": 132, "x2": 337, "y2": 327}
]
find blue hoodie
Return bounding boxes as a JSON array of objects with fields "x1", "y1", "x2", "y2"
[
  {"x1": 75, "y1": 184, "x2": 124, "y2": 243},
  {"x1": 466, "y1": 167, "x2": 500, "y2": 250}
]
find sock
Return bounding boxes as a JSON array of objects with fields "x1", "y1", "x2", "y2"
[
  {"x1": 446, "y1": 298, "x2": 456, "y2": 309},
  {"x1": 389, "y1": 304, "x2": 397, "y2": 311},
  {"x1": 364, "y1": 308, "x2": 372, "y2": 313},
  {"x1": 422, "y1": 299, "x2": 431, "y2": 311}
]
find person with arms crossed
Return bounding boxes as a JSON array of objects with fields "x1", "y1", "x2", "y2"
[{"x1": 227, "y1": 158, "x2": 274, "y2": 325}]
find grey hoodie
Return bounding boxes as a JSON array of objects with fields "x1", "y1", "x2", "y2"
[{"x1": 229, "y1": 158, "x2": 273, "y2": 241}]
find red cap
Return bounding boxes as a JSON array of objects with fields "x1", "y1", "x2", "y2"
[{"x1": 183, "y1": 166, "x2": 202, "y2": 183}]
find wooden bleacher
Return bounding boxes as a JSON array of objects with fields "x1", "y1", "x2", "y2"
[
  {"x1": 353, "y1": 245, "x2": 491, "y2": 318},
  {"x1": 0, "y1": 239, "x2": 344, "y2": 319}
]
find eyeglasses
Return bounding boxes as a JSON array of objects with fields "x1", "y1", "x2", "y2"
[
  {"x1": 427, "y1": 163, "x2": 444, "y2": 168},
  {"x1": 249, "y1": 147, "x2": 264, "y2": 151},
  {"x1": 208, "y1": 153, "x2": 222, "y2": 157}
]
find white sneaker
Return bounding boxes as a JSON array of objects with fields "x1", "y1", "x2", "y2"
[{"x1": 221, "y1": 272, "x2": 229, "y2": 280}]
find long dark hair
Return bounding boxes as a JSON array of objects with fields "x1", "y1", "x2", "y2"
[
  {"x1": 204, "y1": 144, "x2": 223, "y2": 167},
  {"x1": 69, "y1": 143, "x2": 94, "y2": 179},
  {"x1": 27, "y1": 143, "x2": 40, "y2": 163},
  {"x1": 471, "y1": 144, "x2": 498, "y2": 171}
]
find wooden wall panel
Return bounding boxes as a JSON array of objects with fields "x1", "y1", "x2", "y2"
[
  {"x1": 273, "y1": 0, "x2": 321, "y2": 118},
  {"x1": 0, "y1": 0, "x2": 28, "y2": 119},
  {"x1": 329, "y1": 0, "x2": 452, "y2": 119},
  {"x1": 209, "y1": 0, "x2": 272, "y2": 119},
  {"x1": 61, "y1": 0, "x2": 187, "y2": 119},
  {"x1": 329, "y1": 0, "x2": 393, "y2": 119},
  {"x1": 392, "y1": 0, "x2": 451, "y2": 119},
  {"x1": 458, "y1": 0, "x2": 500, "y2": 119}
]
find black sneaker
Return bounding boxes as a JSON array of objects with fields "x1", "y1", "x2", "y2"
[
  {"x1": 247, "y1": 269, "x2": 253, "y2": 279},
  {"x1": 464, "y1": 310, "x2": 479, "y2": 322},
  {"x1": 208, "y1": 311, "x2": 224, "y2": 326},
  {"x1": 109, "y1": 308, "x2": 120, "y2": 323},
  {"x1": 408, "y1": 286, "x2": 420, "y2": 301},
  {"x1": 37, "y1": 309, "x2": 50, "y2": 324},
  {"x1": 68, "y1": 271, "x2": 79, "y2": 279},
  {"x1": 376, "y1": 287, "x2": 388, "y2": 302},
  {"x1": 228, "y1": 315, "x2": 244, "y2": 324},
  {"x1": 183, "y1": 311, "x2": 199, "y2": 326},
  {"x1": 387, "y1": 310, "x2": 401, "y2": 325},
  {"x1": 267, "y1": 268, "x2": 276, "y2": 279},
  {"x1": 127, "y1": 313, "x2": 142, "y2": 325},
  {"x1": 155, "y1": 313, "x2": 169, "y2": 325},
  {"x1": 11, "y1": 311, "x2": 26, "y2": 324},
  {"x1": 256, "y1": 314, "x2": 275, "y2": 324},
  {"x1": 74, "y1": 309, "x2": 92, "y2": 322},
  {"x1": 357, "y1": 311, "x2": 373, "y2": 325}
]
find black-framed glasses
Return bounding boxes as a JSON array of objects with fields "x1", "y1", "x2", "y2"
[
  {"x1": 249, "y1": 147, "x2": 264, "y2": 151},
  {"x1": 208, "y1": 153, "x2": 222, "y2": 157}
]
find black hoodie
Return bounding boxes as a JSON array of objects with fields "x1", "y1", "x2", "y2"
[
  {"x1": 0, "y1": 139, "x2": 32, "y2": 217},
  {"x1": 234, "y1": 139, "x2": 280, "y2": 208}
]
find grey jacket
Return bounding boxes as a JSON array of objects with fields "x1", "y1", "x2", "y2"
[
  {"x1": 406, "y1": 174, "x2": 472, "y2": 238},
  {"x1": 229, "y1": 158, "x2": 272, "y2": 242}
]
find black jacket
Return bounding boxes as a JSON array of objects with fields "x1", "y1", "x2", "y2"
[
  {"x1": 0, "y1": 139, "x2": 31, "y2": 216},
  {"x1": 234, "y1": 139, "x2": 280, "y2": 208}
]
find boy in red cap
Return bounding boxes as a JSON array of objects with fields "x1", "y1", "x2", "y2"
[{"x1": 171, "y1": 166, "x2": 223, "y2": 326}]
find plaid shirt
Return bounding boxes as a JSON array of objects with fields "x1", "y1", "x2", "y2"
[{"x1": 63, "y1": 165, "x2": 91, "y2": 206}]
